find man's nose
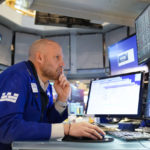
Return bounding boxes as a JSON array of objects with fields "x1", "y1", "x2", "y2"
[{"x1": 60, "y1": 59, "x2": 65, "y2": 67}]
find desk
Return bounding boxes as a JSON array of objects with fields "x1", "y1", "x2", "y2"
[{"x1": 12, "y1": 137, "x2": 150, "y2": 150}]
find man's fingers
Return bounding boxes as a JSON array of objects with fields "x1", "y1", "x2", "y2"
[
  {"x1": 59, "y1": 73, "x2": 66, "y2": 82},
  {"x1": 82, "y1": 131, "x2": 98, "y2": 140},
  {"x1": 82, "y1": 123, "x2": 105, "y2": 139},
  {"x1": 69, "y1": 122, "x2": 105, "y2": 141},
  {"x1": 87, "y1": 124, "x2": 106, "y2": 135},
  {"x1": 85, "y1": 128, "x2": 103, "y2": 139},
  {"x1": 58, "y1": 74, "x2": 68, "y2": 88}
]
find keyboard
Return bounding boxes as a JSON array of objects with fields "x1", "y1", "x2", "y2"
[{"x1": 107, "y1": 131, "x2": 150, "y2": 141}]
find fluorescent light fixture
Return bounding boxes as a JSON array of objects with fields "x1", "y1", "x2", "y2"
[
  {"x1": 16, "y1": 10, "x2": 23, "y2": 14},
  {"x1": 102, "y1": 22, "x2": 110, "y2": 26},
  {"x1": 91, "y1": 20, "x2": 110, "y2": 26}
]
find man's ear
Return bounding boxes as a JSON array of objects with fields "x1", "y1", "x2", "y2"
[{"x1": 36, "y1": 52, "x2": 44, "y2": 64}]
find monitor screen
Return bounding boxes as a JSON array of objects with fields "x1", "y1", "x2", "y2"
[
  {"x1": 135, "y1": 4, "x2": 150, "y2": 120},
  {"x1": 86, "y1": 72, "x2": 143, "y2": 117},
  {"x1": 108, "y1": 35, "x2": 147, "y2": 75},
  {"x1": 135, "y1": 4, "x2": 150, "y2": 65}
]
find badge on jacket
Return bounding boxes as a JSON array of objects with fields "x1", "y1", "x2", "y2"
[{"x1": 31, "y1": 83, "x2": 38, "y2": 93}]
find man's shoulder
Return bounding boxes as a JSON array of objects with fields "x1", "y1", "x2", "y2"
[
  {"x1": 0, "y1": 61, "x2": 28, "y2": 78},
  {"x1": 11, "y1": 61, "x2": 27, "y2": 69}
]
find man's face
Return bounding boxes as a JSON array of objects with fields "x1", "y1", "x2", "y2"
[{"x1": 40, "y1": 43, "x2": 65, "y2": 80}]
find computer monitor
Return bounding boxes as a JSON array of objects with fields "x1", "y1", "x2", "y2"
[
  {"x1": 135, "y1": 4, "x2": 150, "y2": 65},
  {"x1": 86, "y1": 72, "x2": 143, "y2": 118},
  {"x1": 135, "y1": 4, "x2": 150, "y2": 119},
  {"x1": 108, "y1": 35, "x2": 147, "y2": 75}
]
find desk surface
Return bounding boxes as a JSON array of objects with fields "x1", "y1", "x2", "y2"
[{"x1": 12, "y1": 136, "x2": 150, "y2": 150}]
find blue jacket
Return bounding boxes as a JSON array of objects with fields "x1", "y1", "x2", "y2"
[{"x1": 0, "y1": 61, "x2": 68, "y2": 150}]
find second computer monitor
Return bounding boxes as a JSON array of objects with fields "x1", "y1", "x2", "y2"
[
  {"x1": 108, "y1": 35, "x2": 138, "y2": 75},
  {"x1": 86, "y1": 72, "x2": 143, "y2": 118}
]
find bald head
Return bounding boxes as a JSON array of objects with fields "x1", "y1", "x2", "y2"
[
  {"x1": 28, "y1": 39, "x2": 61, "y2": 61},
  {"x1": 28, "y1": 39, "x2": 65, "y2": 81}
]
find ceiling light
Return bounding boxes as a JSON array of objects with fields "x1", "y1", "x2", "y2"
[
  {"x1": 102, "y1": 22, "x2": 110, "y2": 26},
  {"x1": 15, "y1": 0, "x2": 34, "y2": 9}
]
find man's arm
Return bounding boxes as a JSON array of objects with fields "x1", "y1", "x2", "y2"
[
  {"x1": 0, "y1": 72, "x2": 51, "y2": 143},
  {"x1": 54, "y1": 73, "x2": 71, "y2": 103},
  {"x1": 45, "y1": 73, "x2": 70, "y2": 123},
  {"x1": 53, "y1": 73, "x2": 105, "y2": 140},
  {"x1": 64, "y1": 122, "x2": 105, "y2": 140},
  {"x1": 0, "y1": 114, "x2": 51, "y2": 143}
]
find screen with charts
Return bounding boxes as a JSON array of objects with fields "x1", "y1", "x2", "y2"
[
  {"x1": 135, "y1": 4, "x2": 150, "y2": 65},
  {"x1": 108, "y1": 35, "x2": 147, "y2": 75},
  {"x1": 135, "y1": 4, "x2": 150, "y2": 120},
  {"x1": 86, "y1": 72, "x2": 143, "y2": 117}
]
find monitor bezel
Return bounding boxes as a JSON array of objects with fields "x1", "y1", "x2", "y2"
[
  {"x1": 85, "y1": 71, "x2": 144, "y2": 118},
  {"x1": 135, "y1": 4, "x2": 150, "y2": 65},
  {"x1": 108, "y1": 34, "x2": 138, "y2": 76}
]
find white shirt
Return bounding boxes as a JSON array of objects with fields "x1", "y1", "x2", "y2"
[{"x1": 38, "y1": 77, "x2": 67, "y2": 139}]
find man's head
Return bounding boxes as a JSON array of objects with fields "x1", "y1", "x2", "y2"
[{"x1": 29, "y1": 39, "x2": 65, "y2": 82}]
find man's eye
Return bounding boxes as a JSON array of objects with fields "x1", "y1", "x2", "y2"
[{"x1": 56, "y1": 56, "x2": 59, "y2": 59}]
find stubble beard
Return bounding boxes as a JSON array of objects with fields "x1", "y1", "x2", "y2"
[{"x1": 41, "y1": 66, "x2": 60, "y2": 80}]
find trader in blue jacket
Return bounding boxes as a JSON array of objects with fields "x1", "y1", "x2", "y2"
[{"x1": 0, "y1": 39, "x2": 105, "y2": 150}]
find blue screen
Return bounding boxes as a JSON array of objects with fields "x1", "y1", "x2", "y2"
[{"x1": 108, "y1": 35, "x2": 139, "y2": 75}]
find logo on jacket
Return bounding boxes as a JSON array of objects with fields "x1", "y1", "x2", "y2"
[
  {"x1": 0, "y1": 92, "x2": 19, "y2": 103},
  {"x1": 31, "y1": 83, "x2": 38, "y2": 93}
]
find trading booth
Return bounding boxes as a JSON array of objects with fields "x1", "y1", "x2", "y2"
[{"x1": 12, "y1": 4, "x2": 150, "y2": 150}]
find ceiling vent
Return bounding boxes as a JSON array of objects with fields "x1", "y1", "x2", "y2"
[{"x1": 35, "y1": 11, "x2": 103, "y2": 30}]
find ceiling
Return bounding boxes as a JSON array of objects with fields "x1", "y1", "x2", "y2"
[
  {"x1": 31, "y1": 0, "x2": 150, "y2": 26},
  {"x1": 0, "y1": 0, "x2": 150, "y2": 35}
]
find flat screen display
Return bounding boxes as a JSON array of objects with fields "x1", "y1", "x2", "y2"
[
  {"x1": 86, "y1": 72, "x2": 143, "y2": 117},
  {"x1": 135, "y1": 4, "x2": 150, "y2": 120},
  {"x1": 108, "y1": 35, "x2": 147, "y2": 75},
  {"x1": 135, "y1": 4, "x2": 150, "y2": 65}
]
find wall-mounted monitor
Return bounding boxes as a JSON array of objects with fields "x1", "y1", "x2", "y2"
[
  {"x1": 135, "y1": 4, "x2": 150, "y2": 65},
  {"x1": 108, "y1": 35, "x2": 147, "y2": 75},
  {"x1": 135, "y1": 4, "x2": 150, "y2": 119}
]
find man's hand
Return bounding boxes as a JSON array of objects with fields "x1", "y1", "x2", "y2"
[
  {"x1": 54, "y1": 73, "x2": 71, "y2": 102},
  {"x1": 64, "y1": 122, "x2": 105, "y2": 140}
]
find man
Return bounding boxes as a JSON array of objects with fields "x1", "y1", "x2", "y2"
[{"x1": 0, "y1": 39, "x2": 105, "y2": 150}]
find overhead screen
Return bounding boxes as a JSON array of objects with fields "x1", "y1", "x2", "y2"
[
  {"x1": 135, "y1": 4, "x2": 150, "y2": 65},
  {"x1": 135, "y1": 4, "x2": 150, "y2": 119},
  {"x1": 108, "y1": 35, "x2": 147, "y2": 75},
  {"x1": 105, "y1": 27, "x2": 127, "y2": 68}
]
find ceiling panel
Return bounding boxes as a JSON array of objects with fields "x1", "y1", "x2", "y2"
[{"x1": 31, "y1": 0, "x2": 150, "y2": 26}]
